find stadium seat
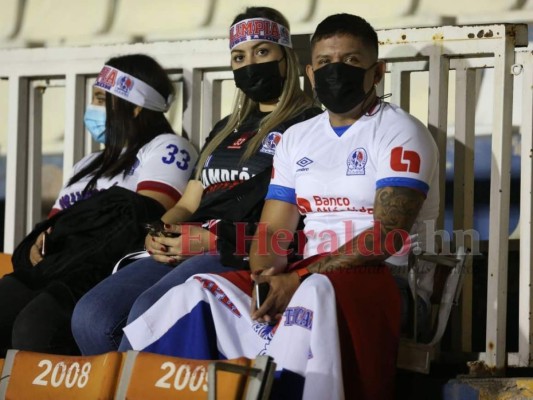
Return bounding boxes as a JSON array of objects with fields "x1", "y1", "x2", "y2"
[
  {"x1": 396, "y1": 247, "x2": 468, "y2": 374},
  {"x1": 238, "y1": 0, "x2": 315, "y2": 34},
  {"x1": 416, "y1": 0, "x2": 520, "y2": 17},
  {"x1": 208, "y1": 355, "x2": 276, "y2": 400},
  {"x1": 298, "y1": 0, "x2": 454, "y2": 30},
  {"x1": 0, "y1": 350, "x2": 123, "y2": 399},
  {"x1": 17, "y1": 0, "x2": 114, "y2": 46},
  {"x1": 457, "y1": 0, "x2": 533, "y2": 23},
  {"x1": 0, "y1": 254, "x2": 12, "y2": 278},
  {"x1": 114, "y1": 351, "x2": 264, "y2": 399},
  {"x1": 413, "y1": 0, "x2": 523, "y2": 25},
  {"x1": 0, "y1": 0, "x2": 24, "y2": 47},
  {"x1": 195, "y1": 0, "x2": 315, "y2": 40},
  {"x1": 103, "y1": 0, "x2": 212, "y2": 43}
]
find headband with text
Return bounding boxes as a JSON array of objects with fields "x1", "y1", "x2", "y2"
[
  {"x1": 94, "y1": 65, "x2": 173, "y2": 112},
  {"x1": 229, "y1": 18, "x2": 292, "y2": 51}
]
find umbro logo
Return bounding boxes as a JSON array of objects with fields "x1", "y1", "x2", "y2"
[{"x1": 296, "y1": 157, "x2": 313, "y2": 168}]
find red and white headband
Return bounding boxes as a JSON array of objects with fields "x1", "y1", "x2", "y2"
[
  {"x1": 94, "y1": 65, "x2": 173, "y2": 112},
  {"x1": 229, "y1": 18, "x2": 292, "y2": 51}
]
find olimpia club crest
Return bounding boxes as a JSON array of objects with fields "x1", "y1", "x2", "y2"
[
  {"x1": 259, "y1": 131, "x2": 282, "y2": 155},
  {"x1": 116, "y1": 74, "x2": 134, "y2": 97},
  {"x1": 346, "y1": 147, "x2": 368, "y2": 175}
]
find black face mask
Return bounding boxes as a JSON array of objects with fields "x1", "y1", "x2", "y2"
[
  {"x1": 233, "y1": 59, "x2": 284, "y2": 103},
  {"x1": 313, "y1": 62, "x2": 375, "y2": 114}
]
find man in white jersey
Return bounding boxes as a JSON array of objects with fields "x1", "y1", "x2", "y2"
[
  {"x1": 249, "y1": 13, "x2": 438, "y2": 398},
  {"x1": 251, "y1": 12, "x2": 438, "y2": 321}
]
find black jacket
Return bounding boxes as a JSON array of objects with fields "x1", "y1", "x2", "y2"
[{"x1": 10, "y1": 186, "x2": 165, "y2": 303}]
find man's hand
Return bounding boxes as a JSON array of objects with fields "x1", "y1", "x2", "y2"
[
  {"x1": 147, "y1": 223, "x2": 217, "y2": 265},
  {"x1": 251, "y1": 267, "x2": 300, "y2": 323}
]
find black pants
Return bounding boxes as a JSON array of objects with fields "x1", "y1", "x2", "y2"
[{"x1": 0, "y1": 275, "x2": 80, "y2": 357}]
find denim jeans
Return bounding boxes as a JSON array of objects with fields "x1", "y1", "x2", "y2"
[{"x1": 72, "y1": 253, "x2": 237, "y2": 355}]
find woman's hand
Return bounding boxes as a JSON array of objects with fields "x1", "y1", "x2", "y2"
[
  {"x1": 250, "y1": 267, "x2": 299, "y2": 324},
  {"x1": 148, "y1": 223, "x2": 217, "y2": 265},
  {"x1": 29, "y1": 231, "x2": 47, "y2": 266}
]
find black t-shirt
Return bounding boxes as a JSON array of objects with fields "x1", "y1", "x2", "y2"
[
  {"x1": 198, "y1": 107, "x2": 322, "y2": 203},
  {"x1": 190, "y1": 106, "x2": 322, "y2": 267}
]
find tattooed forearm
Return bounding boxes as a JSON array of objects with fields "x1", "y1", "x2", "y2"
[
  {"x1": 373, "y1": 186, "x2": 424, "y2": 234},
  {"x1": 307, "y1": 186, "x2": 426, "y2": 274}
]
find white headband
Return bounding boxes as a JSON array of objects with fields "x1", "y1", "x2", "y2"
[
  {"x1": 229, "y1": 18, "x2": 292, "y2": 51},
  {"x1": 94, "y1": 65, "x2": 173, "y2": 112}
]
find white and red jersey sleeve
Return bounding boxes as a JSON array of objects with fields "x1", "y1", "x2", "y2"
[
  {"x1": 136, "y1": 134, "x2": 198, "y2": 202},
  {"x1": 374, "y1": 107, "x2": 438, "y2": 196},
  {"x1": 50, "y1": 134, "x2": 197, "y2": 215}
]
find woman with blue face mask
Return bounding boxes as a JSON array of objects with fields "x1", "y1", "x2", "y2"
[
  {"x1": 0, "y1": 54, "x2": 197, "y2": 357},
  {"x1": 83, "y1": 87, "x2": 106, "y2": 144}
]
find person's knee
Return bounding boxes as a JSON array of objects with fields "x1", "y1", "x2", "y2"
[
  {"x1": 12, "y1": 292, "x2": 77, "y2": 354},
  {"x1": 128, "y1": 289, "x2": 163, "y2": 323},
  {"x1": 72, "y1": 289, "x2": 130, "y2": 354},
  {"x1": 12, "y1": 302, "x2": 52, "y2": 351},
  {"x1": 71, "y1": 292, "x2": 106, "y2": 341},
  {"x1": 11, "y1": 313, "x2": 35, "y2": 349}
]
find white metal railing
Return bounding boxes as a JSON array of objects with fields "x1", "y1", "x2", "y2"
[
  {"x1": 377, "y1": 25, "x2": 530, "y2": 369},
  {"x1": 0, "y1": 24, "x2": 531, "y2": 369}
]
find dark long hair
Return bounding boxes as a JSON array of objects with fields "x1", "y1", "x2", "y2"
[{"x1": 68, "y1": 54, "x2": 175, "y2": 191}]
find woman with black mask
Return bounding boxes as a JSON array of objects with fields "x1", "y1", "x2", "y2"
[{"x1": 72, "y1": 6, "x2": 322, "y2": 355}]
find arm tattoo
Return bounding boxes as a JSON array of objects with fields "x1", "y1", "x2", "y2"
[
  {"x1": 373, "y1": 186, "x2": 425, "y2": 251},
  {"x1": 307, "y1": 186, "x2": 425, "y2": 274},
  {"x1": 307, "y1": 255, "x2": 359, "y2": 274}
]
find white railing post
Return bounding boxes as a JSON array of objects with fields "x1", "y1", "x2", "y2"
[
  {"x1": 389, "y1": 64, "x2": 412, "y2": 112},
  {"x1": 63, "y1": 74, "x2": 86, "y2": 183},
  {"x1": 4, "y1": 76, "x2": 29, "y2": 252},
  {"x1": 484, "y1": 29, "x2": 516, "y2": 370},
  {"x1": 26, "y1": 81, "x2": 44, "y2": 230},
  {"x1": 427, "y1": 52, "x2": 449, "y2": 231},
  {"x1": 517, "y1": 49, "x2": 533, "y2": 367},
  {"x1": 453, "y1": 63, "x2": 476, "y2": 353}
]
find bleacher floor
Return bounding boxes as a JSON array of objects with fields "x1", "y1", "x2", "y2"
[
  {"x1": 397, "y1": 364, "x2": 533, "y2": 400},
  {"x1": 396, "y1": 361, "x2": 469, "y2": 400}
]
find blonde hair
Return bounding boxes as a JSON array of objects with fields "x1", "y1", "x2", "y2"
[{"x1": 194, "y1": 8, "x2": 315, "y2": 179}]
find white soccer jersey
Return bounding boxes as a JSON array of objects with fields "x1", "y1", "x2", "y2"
[
  {"x1": 266, "y1": 102, "x2": 439, "y2": 303},
  {"x1": 52, "y1": 134, "x2": 197, "y2": 213}
]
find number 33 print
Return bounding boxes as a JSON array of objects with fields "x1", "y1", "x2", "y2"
[{"x1": 162, "y1": 144, "x2": 191, "y2": 170}]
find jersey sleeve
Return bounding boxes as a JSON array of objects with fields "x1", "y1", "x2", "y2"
[
  {"x1": 49, "y1": 153, "x2": 99, "y2": 215},
  {"x1": 265, "y1": 134, "x2": 296, "y2": 204},
  {"x1": 376, "y1": 117, "x2": 438, "y2": 196},
  {"x1": 136, "y1": 134, "x2": 198, "y2": 202}
]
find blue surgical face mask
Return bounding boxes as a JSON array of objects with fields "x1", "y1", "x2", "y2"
[{"x1": 83, "y1": 104, "x2": 106, "y2": 144}]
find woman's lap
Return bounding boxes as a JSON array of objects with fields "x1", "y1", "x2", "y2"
[
  {"x1": 72, "y1": 257, "x2": 173, "y2": 354},
  {"x1": 74, "y1": 254, "x2": 228, "y2": 354},
  {"x1": 119, "y1": 254, "x2": 239, "y2": 350}
]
